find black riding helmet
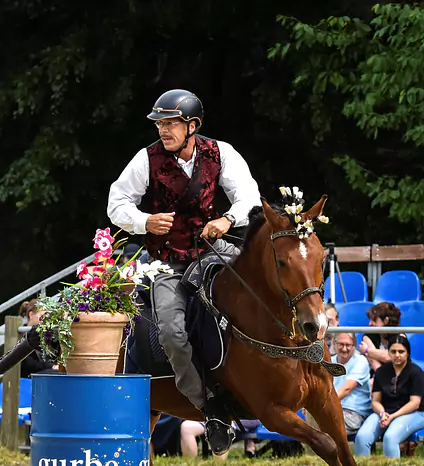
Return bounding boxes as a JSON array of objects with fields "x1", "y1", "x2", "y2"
[{"x1": 147, "y1": 89, "x2": 203, "y2": 156}]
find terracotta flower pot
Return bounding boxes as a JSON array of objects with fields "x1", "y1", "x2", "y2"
[{"x1": 64, "y1": 311, "x2": 129, "y2": 375}]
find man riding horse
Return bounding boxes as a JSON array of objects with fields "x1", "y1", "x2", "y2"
[{"x1": 107, "y1": 89, "x2": 261, "y2": 455}]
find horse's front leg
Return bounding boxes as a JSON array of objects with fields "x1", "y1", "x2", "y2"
[
  {"x1": 149, "y1": 411, "x2": 162, "y2": 465},
  {"x1": 261, "y1": 406, "x2": 340, "y2": 466},
  {"x1": 306, "y1": 387, "x2": 357, "y2": 466}
]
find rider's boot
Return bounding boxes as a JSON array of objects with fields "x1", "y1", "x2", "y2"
[{"x1": 203, "y1": 397, "x2": 234, "y2": 456}]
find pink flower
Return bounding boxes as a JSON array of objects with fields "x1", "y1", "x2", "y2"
[
  {"x1": 106, "y1": 258, "x2": 115, "y2": 268},
  {"x1": 77, "y1": 261, "x2": 89, "y2": 280},
  {"x1": 97, "y1": 237, "x2": 112, "y2": 252},
  {"x1": 91, "y1": 277, "x2": 104, "y2": 289},
  {"x1": 81, "y1": 277, "x2": 92, "y2": 289},
  {"x1": 93, "y1": 250, "x2": 112, "y2": 264},
  {"x1": 93, "y1": 266, "x2": 105, "y2": 274},
  {"x1": 93, "y1": 228, "x2": 115, "y2": 250}
]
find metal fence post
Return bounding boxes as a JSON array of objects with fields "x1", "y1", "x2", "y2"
[{"x1": 0, "y1": 316, "x2": 22, "y2": 450}]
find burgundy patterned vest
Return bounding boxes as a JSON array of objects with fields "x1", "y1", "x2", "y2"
[{"x1": 142, "y1": 135, "x2": 222, "y2": 263}]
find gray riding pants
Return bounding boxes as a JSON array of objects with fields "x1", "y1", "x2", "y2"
[{"x1": 151, "y1": 239, "x2": 239, "y2": 410}]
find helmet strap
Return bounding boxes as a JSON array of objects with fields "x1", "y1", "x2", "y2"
[{"x1": 173, "y1": 121, "x2": 196, "y2": 158}]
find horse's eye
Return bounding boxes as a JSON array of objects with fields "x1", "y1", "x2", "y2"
[{"x1": 278, "y1": 259, "x2": 286, "y2": 267}]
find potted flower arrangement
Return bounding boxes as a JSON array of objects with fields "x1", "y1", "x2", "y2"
[{"x1": 36, "y1": 227, "x2": 172, "y2": 375}]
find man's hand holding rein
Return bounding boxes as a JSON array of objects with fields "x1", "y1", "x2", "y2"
[{"x1": 201, "y1": 216, "x2": 233, "y2": 239}]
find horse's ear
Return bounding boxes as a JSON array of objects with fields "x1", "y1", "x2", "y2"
[
  {"x1": 261, "y1": 197, "x2": 281, "y2": 227},
  {"x1": 304, "y1": 195, "x2": 328, "y2": 220}
]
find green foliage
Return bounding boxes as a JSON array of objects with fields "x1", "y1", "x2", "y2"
[{"x1": 271, "y1": 3, "x2": 424, "y2": 231}]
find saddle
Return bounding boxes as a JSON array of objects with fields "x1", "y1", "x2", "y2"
[{"x1": 125, "y1": 253, "x2": 233, "y2": 378}]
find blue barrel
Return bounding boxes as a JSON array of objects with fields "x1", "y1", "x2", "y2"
[{"x1": 31, "y1": 374, "x2": 150, "y2": 466}]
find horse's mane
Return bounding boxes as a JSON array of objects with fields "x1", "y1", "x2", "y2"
[{"x1": 243, "y1": 202, "x2": 287, "y2": 250}]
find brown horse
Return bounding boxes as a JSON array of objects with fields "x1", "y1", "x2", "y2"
[{"x1": 144, "y1": 196, "x2": 357, "y2": 466}]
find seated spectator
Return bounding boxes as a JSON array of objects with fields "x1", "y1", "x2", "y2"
[
  {"x1": 354, "y1": 334, "x2": 424, "y2": 458},
  {"x1": 19, "y1": 299, "x2": 58, "y2": 378},
  {"x1": 151, "y1": 414, "x2": 183, "y2": 457},
  {"x1": 155, "y1": 417, "x2": 259, "y2": 458},
  {"x1": 121, "y1": 243, "x2": 142, "y2": 264},
  {"x1": 325, "y1": 303, "x2": 340, "y2": 356},
  {"x1": 359, "y1": 302, "x2": 401, "y2": 374},
  {"x1": 331, "y1": 333, "x2": 372, "y2": 435}
]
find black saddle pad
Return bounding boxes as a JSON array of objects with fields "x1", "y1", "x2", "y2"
[{"x1": 125, "y1": 255, "x2": 231, "y2": 377}]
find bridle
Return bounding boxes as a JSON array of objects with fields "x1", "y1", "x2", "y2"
[
  {"x1": 200, "y1": 227, "x2": 324, "y2": 339},
  {"x1": 270, "y1": 229, "x2": 325, "y2": 337}
]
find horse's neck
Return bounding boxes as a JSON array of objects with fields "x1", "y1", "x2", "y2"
[{"x1": 214, "y1": 251, "x2": 293, "y2": 343}]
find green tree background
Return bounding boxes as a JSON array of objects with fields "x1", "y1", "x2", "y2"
[{"x1": 0, "y1": 0, "x2": 420, "y2": 320}]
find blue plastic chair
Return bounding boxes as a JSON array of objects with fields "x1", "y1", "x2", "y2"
[
  {"x1": 324, "y1": 272, "x2": 368, "y2": 304},
  {"x1": 397, "y1": 301, "x2": 424, "y2": 327},
  {"x1": 373, "y1": 270, "x2": 421, "y2": 304},
  {"x1": 0, "y1": 378, "x2": 32, "y2": 425},
  {"x1": 336, "y1": 301, "x2": 373, "y2": 327},
  {"x1": 255, "y1": 410, "x2": 305, "y2": 442}
]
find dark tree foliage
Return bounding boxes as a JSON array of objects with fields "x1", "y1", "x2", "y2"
[{"x1": 0, "y1": 0, "x2": 404, "y2": 321}]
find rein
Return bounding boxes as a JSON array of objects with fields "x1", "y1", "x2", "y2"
[{"x1": 195, "y1": 233, "x2": 294, "y2": 338}]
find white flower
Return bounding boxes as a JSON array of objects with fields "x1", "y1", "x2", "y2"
[
  {"x1": 317, "y1": 215, "x2": 329, "y2": 224},
  {"x1": 295, "y1": 215, "x2": 302, "y2": 223},
  {"x1": 296, "y1": 204, "x2": 303, "y2": 214},
  {"x1": 120, "y1": 263, "x2": 135, "y2": 280},
  {"x1": 132, "y1": 260, "x2": 174, "y2": 283},
  {"x1": 279, "y1": 186, "x2": 292, "y2": 197},
  {"x1": 284, "y1": 203, "x2": 297, "y2": 215}
]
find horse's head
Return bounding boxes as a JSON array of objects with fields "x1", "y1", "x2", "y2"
[{"x1": 260, "y1": 194, "x2": 328, "y2": 343}]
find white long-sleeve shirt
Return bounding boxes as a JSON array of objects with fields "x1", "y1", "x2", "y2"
[{"x1": 107, "y1": 140, "x2": 261, "y2": 235}]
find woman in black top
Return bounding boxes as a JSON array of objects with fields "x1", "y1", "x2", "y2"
[
  {"x1": 359, "y1": 302, "x2": 401, "y2": 374},
  {"x1": 354, "y1": 335, "x2": 424, "y2": 457}
]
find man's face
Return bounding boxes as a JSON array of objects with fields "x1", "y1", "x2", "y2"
[
  {"x1": 156, "y1": 118, "x2": 194, "y2": 152},
  {"x1": 335, "y1": 333, "x2": 355, "y2": 364},
  {"x1": 326, "y1": 307, "x2": 339, "y2": 328}
]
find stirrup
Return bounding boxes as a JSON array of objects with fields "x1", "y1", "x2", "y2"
[{"x1": 205, "y1": 418, "x2": 235, "y2": 456}]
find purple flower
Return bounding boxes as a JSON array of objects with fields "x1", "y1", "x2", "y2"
[
  {"x1": 94, "y1": 294, "x2": 102, "y2": 302},
  {"x1": 123, "y1": 322, "x2": 131, "y2": 336},
  {"x1": 81, "y1": 290, "x2": 89, "y2": 297},
  {"x1": 73, "y1": 316, "x2": 80, "y2": 323},
  {"x1": 67, "y1": 299, "x2": 72, "y2": 304},
  {"x1": 104, "y1": 297, "x2": 111, "y2": 302},
  {"x1": 45, "y1": 331, "x2": 52, "y2": 345},
  {"x1": 135, "y1": 315, "x2": 143, "y2": 321},
  {"x1": 78, "y1": 303, "x2": 89, "y2": 311}
]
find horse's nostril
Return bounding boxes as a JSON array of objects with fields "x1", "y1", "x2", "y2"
[{"x1": 303, "y1": 322, "x2": 318, "y2": 340}]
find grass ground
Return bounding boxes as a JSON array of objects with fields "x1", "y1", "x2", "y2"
[{"x1": 2, "y1": 446, "x2": 424, "y2": 466}]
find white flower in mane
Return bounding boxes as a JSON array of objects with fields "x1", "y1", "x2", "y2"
[
  {"x1": 292, "y1": 186, "x2": 303, "y2": 199},
  {"x1": 317, "y1": 215, "x2": 329, "y2": 224},
  {"x1": 279, "y1": 185, "x2": 330, "y2": 237},
  {"x1": 279, "y1": 186, "x2": 292, "y2": 197}
]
